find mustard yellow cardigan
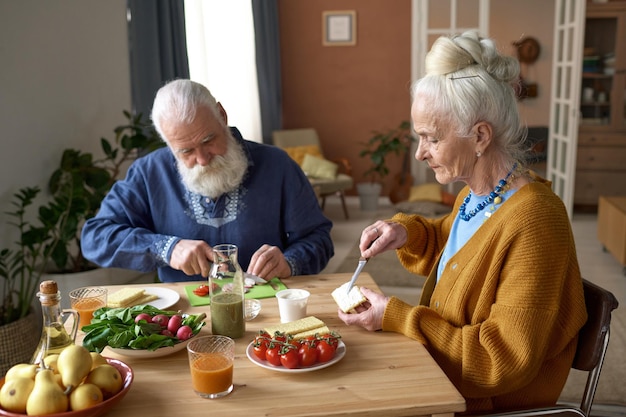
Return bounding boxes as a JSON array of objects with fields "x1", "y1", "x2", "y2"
[{"x1": 383, "y1": 176, "x2": 587, "y2": 414}]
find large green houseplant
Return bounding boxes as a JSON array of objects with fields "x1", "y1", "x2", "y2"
[
  {"x1": 357, "y1": 120, "x2": 414, "y2": 210},
  {"x1": 0, "y1": 111, "x2": 163, "y2": 327}
]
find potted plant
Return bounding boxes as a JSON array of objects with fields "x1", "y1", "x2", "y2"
[
  {"x1": 357, "y1": 120, "x2": 414, "y2": 210},
  {"x1": 47, "y1": 110, "x2": 163, "y2": 274},
  {"x1": 0, "y1": 111, "x2": 163, "y2": 373}
]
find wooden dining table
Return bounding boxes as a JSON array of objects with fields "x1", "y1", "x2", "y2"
[{"x1": 89, "y1": 272, "x2": 466, "y2": 417}]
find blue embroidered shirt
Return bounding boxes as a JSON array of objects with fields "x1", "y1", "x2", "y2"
[{"x1": 80, "y1": 128, "x2": 334, "y2": 282}]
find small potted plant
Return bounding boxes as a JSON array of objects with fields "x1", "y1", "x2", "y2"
[{"x1": 357, "y1": 120, "x2": 414, "y2": 210}]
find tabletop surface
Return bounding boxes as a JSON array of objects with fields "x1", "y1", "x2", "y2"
[{"x1": 90, "y1": 273, "x2": 466, "y2": 417}]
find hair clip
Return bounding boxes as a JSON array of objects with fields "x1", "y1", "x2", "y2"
[{"x1": 449, "y1": 74, "x2": 481, "y2": 80}]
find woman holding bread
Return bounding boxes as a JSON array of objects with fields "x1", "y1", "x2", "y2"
[{"x1": 338, "y1": 31, "x2": 587, "y2": 415}]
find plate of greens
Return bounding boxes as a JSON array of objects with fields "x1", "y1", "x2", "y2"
[{"x1": 82, "y1": 305, "x2": 206, "y2": 358}]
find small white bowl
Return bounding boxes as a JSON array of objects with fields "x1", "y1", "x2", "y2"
[{"x1": 245, "y1": 299, "x2": 261, "y2": 321}]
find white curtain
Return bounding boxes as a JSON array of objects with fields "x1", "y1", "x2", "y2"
[{"x1": 184, "y1": 0, "x2": 262, "y2": 143}]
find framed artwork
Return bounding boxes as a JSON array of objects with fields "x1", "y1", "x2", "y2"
[{"x1": 322, "y1": 10, "x2": 357, "y2": 46}]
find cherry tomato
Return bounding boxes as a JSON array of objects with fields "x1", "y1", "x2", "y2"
[
  {"x1": 253, "y1": 340, "x2": 268, "y2": 361},
  {"x1": 193, "y1": 285, "x2": 209, "y2": 296},
  {"x1": 255, "y1": 331, "x2": 271, "y2": 347},
  {"x1": 316, "y1": 340, "x2": 336, "y2": 363},
  {"x1": 271, "y1": 331, "x2": 288, "y2": 344},
  {"x1": 321, "y1": 333, "x2": 340, "y2": 349},
  {"x1": 266, "y1": 344, "x2": 282, "y2": 366},
  {"x1": 280, "y1": 346, "x2": 300, "y2": 369},
  {"x1": 298, "y1": 342, "x2": 318, "y2": 367}
]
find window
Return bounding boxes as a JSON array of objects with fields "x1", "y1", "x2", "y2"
[{"x1": 184, "y1": 0, "x2": 262, "y2": 142}]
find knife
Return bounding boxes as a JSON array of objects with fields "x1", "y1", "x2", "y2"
[
  {"x1": 346, "y1": 235, "x2": 379, "y2": 294},
  {"x1": 245, "y1": 272, "x2": 268, "y2": 285},
  {"x1": 346, "y1": 256, "x2": 368, "y2": 294}
]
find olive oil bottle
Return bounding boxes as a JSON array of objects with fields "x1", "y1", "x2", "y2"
[{"x1": 30, "y1": 280, "x2": 79, "y2": 364}]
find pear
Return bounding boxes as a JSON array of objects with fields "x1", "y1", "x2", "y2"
[
  {"x1": 4, "y1": 363, "x2": 37, "y2": 381},
  {"x1": 69, "y1": 383, "x2": 103, "y2": 411},
  {"x1": 0, "y1": 376, "x2": 34, "y2": 413},
  {"x1": 89, "y1": 351, "x2": 108, "y2": 370},
  {"x1": 85, "y1": 364, "x2": 123, "y2": 398},
  {"x1": 57, "y1": 345, "x2": 93, "y2": 392},
  {"x1": 26, "y1": 369, "x2": 68, "y2": 415},
  {"x1": 43, "y1": 354, "x2": 60, "y2": 373}
]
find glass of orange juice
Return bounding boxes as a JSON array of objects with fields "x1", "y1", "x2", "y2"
[
  {"x1": 69, "y1": 287, "x2": 107, "y2": 330},
  {"x1": 187, "y1": 335, "x2": 235, "y2": 399}
]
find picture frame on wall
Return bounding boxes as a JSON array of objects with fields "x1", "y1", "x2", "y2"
[{"x1": 322, "y1": 10, "x2": 357, "y2": 46}]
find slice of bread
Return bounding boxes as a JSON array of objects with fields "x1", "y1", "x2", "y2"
[
  {"x1": 292, "y1": 326, "x2": 330, "y2": 340},
  {"x1": 107, "y1": 288, "x2": 147, "y2": 308},
  {"x1": 126, "y1": 292, "x2": 158, "y2": 307},
  {"x1": 332, "y1": 282, "x2": 367, "y2": 313},
  {"x1": 264, "y1": 316, "x2": 325, "y2": 338}
]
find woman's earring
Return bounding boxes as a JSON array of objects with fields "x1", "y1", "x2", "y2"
[{"x1": 476, "y1": 151, "x2": 482, "y2": 157}]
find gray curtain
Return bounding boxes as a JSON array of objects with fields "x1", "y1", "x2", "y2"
[
  {"x1": 127, "y1": 0, "x2": 190, "y2": 119},
  {"x1": 252, "y1": 0, "x2": 283, "y2": 144}
]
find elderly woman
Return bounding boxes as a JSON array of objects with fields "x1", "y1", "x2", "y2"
[{"x1": 339, "y1": 32, "x2": 587, "y2": 414}]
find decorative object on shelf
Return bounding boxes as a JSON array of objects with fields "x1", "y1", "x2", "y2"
[{"x1": 513, "y1": 36, "x2": 540, "y2": 100}]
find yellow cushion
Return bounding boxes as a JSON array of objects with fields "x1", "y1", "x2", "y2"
[
  {"x1": 408, "y1": 183, "x2": 443, "y2": 203},
  {"x1": 283, "y1": 145, "x2": 323, "y2": 165},
  {"x1": 301, "y1": 154, "x2": 338, "y2": 179}
]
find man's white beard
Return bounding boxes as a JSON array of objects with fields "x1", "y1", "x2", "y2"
[{"x1": 177, "y1": 134, "x2": 248, "y2": 199}]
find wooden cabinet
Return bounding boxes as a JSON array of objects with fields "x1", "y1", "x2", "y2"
[{"x1": 575, "y1": 2, "x2": 626, "y2": 208}]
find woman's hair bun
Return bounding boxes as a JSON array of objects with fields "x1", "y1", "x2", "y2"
[{"x1": 425, "y1": 31, "x2": 519, "y2": 83}]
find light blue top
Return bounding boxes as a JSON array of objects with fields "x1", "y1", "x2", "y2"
[{"x1": 437, "y1": 188, "x2": 516, "y2": 281}]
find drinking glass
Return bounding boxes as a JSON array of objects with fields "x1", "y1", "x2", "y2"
[{"x1": 187, "y1": 335, "x2": 235, "y2": 399}]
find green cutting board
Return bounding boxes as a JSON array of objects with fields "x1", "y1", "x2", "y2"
[{"x1": 185, "y1": 277, "x2": 287, "y2": 306}]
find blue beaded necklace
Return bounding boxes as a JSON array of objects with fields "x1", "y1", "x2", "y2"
[{"x1": 458, "y1": 163, "x2": 517, "y2": 221}]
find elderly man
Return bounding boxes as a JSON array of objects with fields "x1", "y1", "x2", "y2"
[{"x1": 81, "y1": 79, "x2": 333, "y2": 282}]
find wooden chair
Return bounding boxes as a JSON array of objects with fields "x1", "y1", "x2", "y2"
[
  {"x1": 479, "y1": 279, "x2": 619, "y2": 417},
  {"x1": 272, "y1": 128, "x2": 354, "y2": 219}
]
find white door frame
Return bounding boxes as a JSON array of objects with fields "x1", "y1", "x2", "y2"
[{"x1": 547, "y1": 0, "x2": 586, "y2": 217}]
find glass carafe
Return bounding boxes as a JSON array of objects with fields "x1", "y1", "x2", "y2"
[
  {"x1": 30, "y1": 280, "x2": 79, "y2": 364},
  {"x1": 209, "y1": 244, "x2": 245, "y2": 339}
]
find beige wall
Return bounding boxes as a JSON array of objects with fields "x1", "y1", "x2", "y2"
[{"x1": 0, "y1": 0, "x2": 131, "y2": 247}]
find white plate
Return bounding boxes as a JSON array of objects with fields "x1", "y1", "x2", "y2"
[
  {"x1": 105, "y1": 334, "x2": 194, "y2": 358},
  {"x1": 142, "y1": 287, "x2": 180, "y2": 310},
  {"x1": 246, "y1": 340, "x2": 346, "y2": 373}
]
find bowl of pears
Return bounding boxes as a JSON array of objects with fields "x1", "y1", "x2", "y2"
[{"x1": 0, "y1": 345, "x2": 133, "y2": 417}]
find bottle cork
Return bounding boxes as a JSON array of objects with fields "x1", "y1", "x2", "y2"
[
  {"x1": 38, "y1": 280, "x2": 60, "y2": 306},
  {"x1": 40, "y1": 280, "x2": 59, "y2": 295}
]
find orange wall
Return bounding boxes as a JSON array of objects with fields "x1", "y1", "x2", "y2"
[
  {"x1": 278, "y1": 0, "x2": 412, "y2": 195},
  {"x1": 277, "y1": 1, "x2": 554, "y2": 195}
]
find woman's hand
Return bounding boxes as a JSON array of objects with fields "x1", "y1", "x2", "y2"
[
  {"x1": 337, "y1": 287, "x2": 390, "y2": 331},
  {"x1": 359, "y1": 221, "x2": 408, "y2": 259}
]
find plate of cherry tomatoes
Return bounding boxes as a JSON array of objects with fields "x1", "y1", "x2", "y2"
[{"x1": 246, "y1": 331, "x2": 345, "y2": 373}]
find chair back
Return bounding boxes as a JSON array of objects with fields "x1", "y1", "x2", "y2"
[
  {"x1": 573, "y1": 279, "x2": 619, "y2": 415},
  {"x1": 476, "y1": 279, "x2": 619, "y2": 417}
]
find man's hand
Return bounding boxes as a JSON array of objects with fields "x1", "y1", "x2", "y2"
[
  {"x1": 248, "y1": 244, "x2": 291, "y2": 279},
  {"x1": 170, "y1": 239, "x2": 213, "y2": 277}
]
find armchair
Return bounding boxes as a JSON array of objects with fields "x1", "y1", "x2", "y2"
[{"x1": 272, "y1": 128, "x2": 354, "y2": 219}]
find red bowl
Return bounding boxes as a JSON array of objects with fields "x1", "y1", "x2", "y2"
[{"x1": 0, "y1": 358, "x2": 133, "y2": 417}]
